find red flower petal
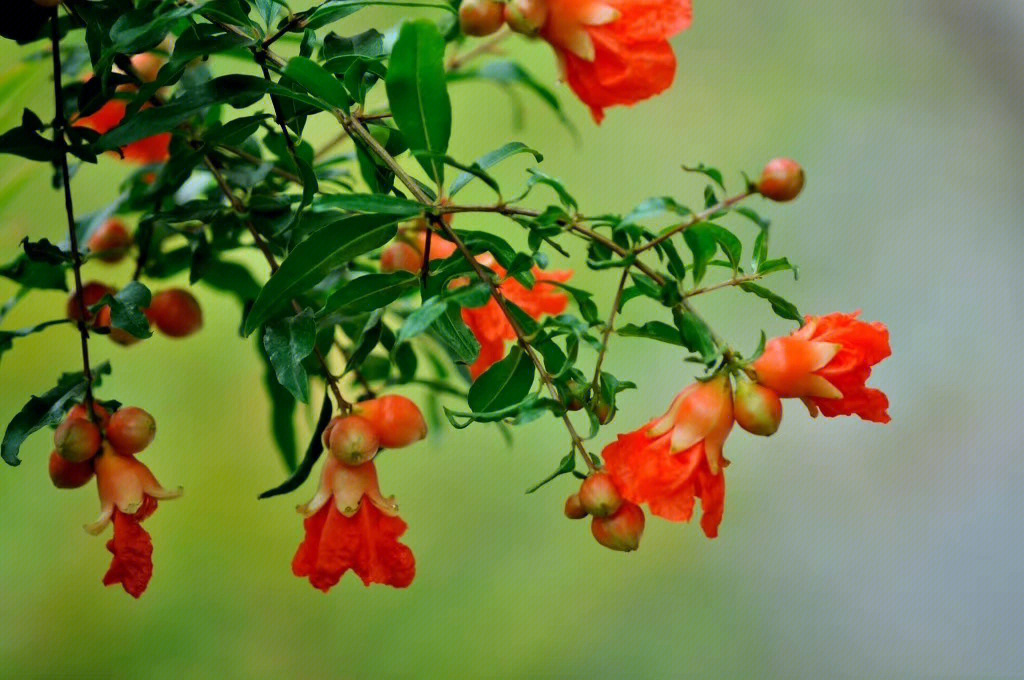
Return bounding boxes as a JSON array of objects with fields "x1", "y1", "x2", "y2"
[
  {"x1": 102, "y1": 498, "x2": 157, "y2": 599},
  {"x1": 293, "y1": 502, "x2": 415, "y2": 592},
  {"x1": 74, "y1": 100, "x2": 170, "y2": 164},
  {"x1": 807, "y1": 312, "x2": 891, "y2": 423},
  {"x1": 603, "y1": 430, "x2": 725, "y2": 537}
]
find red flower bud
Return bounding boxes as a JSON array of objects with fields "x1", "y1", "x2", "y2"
[
  {"x1": 578, "y1": 471, "x2": 622, "y2": 518},
  {"x1": 48, "y1": 451, "x2": 94, "y2": 489},
  {"x1": 146, "y1": 288, "x2": 203, "y2": 338},
  {"x1": 329, "y1": 415, "x2": 381, "y2": 466},
  {"x1": 380, "y1": 241, "x2": 422, "y2": 274},
  {"x1": 593, "y1": 397, "x2": 615, "y2": 425},
  {"x1": 106, "y1": 407, "x2": 157, "y2": 455},
  {"x1": 564, "y1": 493, "x2": 587, "y2": 520},
  {"x1": 87, "y1": 220, "x2": 133, "y2": 263},
  {"x1": 68, "y1": 402, "x2": 110, "y2": 428},
  {"x1": 733, "y1": 380, "x2": 783, "y2": 436},
  {"x1": 591, "y1": 502, "x2": 645, "y2": 552},
  {"x1": 65, "y1": 282, "x2": 114, "y2": 324},
  {"x1": 54, "y1": 417, "x2": 102, "y2": 463},
  {"x1": 505, "y1": 0, "x2": 548, "y2": 36},
  {"x1": 356, "y1": 395, "x2": 428, "y2": 449},
  {"x1": 758, "y1": 158, "x2": 805, "y2": 202},
  {"x1": 459, "y1": 0, "x2": 506, "y2": 37}
]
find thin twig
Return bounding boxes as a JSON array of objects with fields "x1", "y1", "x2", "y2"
[
  {"x1": 447, "y1": 27, "x2": 513, "y2": 71},
  {"x1": 50, "y1": 8, "x2": 96, "y2": 418},
  {"x1": 591, "y1": 267, "x2": 630, "y2": 396},
  {"x1": 633, "y1": 192, "x2": 753, "y2": 255}
]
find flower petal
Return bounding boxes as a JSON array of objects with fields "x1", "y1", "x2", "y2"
[{"x1": 102, "y1": 501, "x2": 156, "y2": 598}]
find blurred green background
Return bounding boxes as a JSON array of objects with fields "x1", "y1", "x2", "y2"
[{"x1": 2, "y1": 1, "x2": 1023, "y2": 677}]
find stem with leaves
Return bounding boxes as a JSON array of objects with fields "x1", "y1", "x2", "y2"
[{"x1": 50, "y1": 7, "x2": 97, "y2": 419}]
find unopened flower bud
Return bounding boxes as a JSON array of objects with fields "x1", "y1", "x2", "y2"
[
  {"x1": 54, "y1": 417, "x2": 102, "y2": 463},
  {"x1": 68, "y1": 402, "x2": 110, "y2": 428},
  {"x1": 380, "y1": 241, "x2": 422, "y2": 274},
  {"x1": 564, "y1": 493, "x2": 587, "y2": 520},
  {"x1": 591, "y1": 502, "x2": 645, "y2": 552},
  {"x1": 459, "y1": 0, "x2": 505, "y2": 37},
  {"x1": 146, "y1": 288, "x2": 203, "y2": 338},
  {"x1": 578, "y1": 471, "x2": 622, "y2": 518},
  {"x1": 757, "y1": 158, "x2": 805, "y2": 202},
  {"x1": 49, "y1": 451, "x2": 93, "y2": 489},
  {"x1": 355, "y1": 395, "x2": 428, "y2": 449},
  {"x1": 329, "y1": 415, "x2": 381, "y2": 466},
  {"x1": 106, "y1": 407, "x2": 157, "y2": 455},
  {"x1": 733, "y1": 380, "x2": 783, "y2": 436},
  {"x1": 87, "y1": 220, "x2": 133, "y2": 263},
  {"x1": 504, "y1": 0, "x2": 548, "y2": 36}
]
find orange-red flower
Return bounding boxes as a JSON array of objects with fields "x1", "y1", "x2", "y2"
[
  {"x1": 293, "y1": 457, "x2": 415, "y2": 591},
  {"x1": 74, "y1": 100, "x2": 171, "y2": 164},
  {"x1": 540, "y1": 0, "x2": 693, "y2": 122},
  {"x1": 462, "y1": 263, "x2": 572, "y2": 378},
  {"x1": 752, "y1": 312, "x2": 891, "y2": 423},
  {"x1": 603, "y1": 374, "x2": 732, "y2": 537},
  {"x1": 85, "y1": 445, "x2": 182, "y2": 598}
]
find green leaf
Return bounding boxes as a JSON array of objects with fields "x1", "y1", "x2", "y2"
[
  {"x1": 258, "y1": 391, "x2": 333, "y2": 498},
  {"x1": 0, "y1": 117, "x2": 55, "y2": 162},
  {"x1": 283, "y1": 56, "x2": 352, "y2": 110},
  {"x1": 673, "y1": 307, "x2": 719, "y2": 364},
  {"x1": 682, "y1": 163, "x2": 726, "y2": 190},
  {"x1": 430, "y1": 304, "x2": 480, "y2": 364},
  {"x1": 623, "y1": 196, "x2": 691, "y2": 228},
  {"x1": 385, "y1": 20, "x2": 452, "y2": 186},
  {"x1": 526, "y1": 449, "x2": 576, "y2": 493},
  {"x1": 314, "y1": 193, "x2": 423, "y2": 216},
  {"x1": 394, "y1": 295, "x2": 449, "y2": 346},
  {"x1": 304, "y1": 0, "x2": 455, "y2": 31},
  {"x1": 94, "y1": 282, "x2": 153, "y2": 339},
  {"x1": 320, "y1": 272, "x2": 417, "y2": 317},
  {"x1": 450, "y1": 61, "x2": 574, "y2": 133},
  {"x1": 0, "y1": 255, "x2": 67, "y2": 291},
  {"x1": 0, "y1": 319, "x2": 71, "y2": 365},
  {"x1": 243, "y1": 214, "x2": 399, "y2": 335},
  {"x1": 683, "y1": 227, "x2": 716, "y2": 285},
  {"x1": 2, "y1": 362, "x2": 111, "y2": 466},
  {"x1": 697, "y1": 223, "x2": 743, "y2": 273},
  {"x1": 739, "y1": 282, "x2": 802, "y2": 322},
  {"x1": 264, "y1": 308, "x2": 317, "y2": 403},
  {"x1": 449, "y1": 142, "x2": 543, "y2": 197},
  {"x1": 257, "y1": 333, "x2": 298, "y2": 471},
  {"x1": 617, "y1": 321, "x2": 684, "y2": 346},
  {"x1": 468, "y1": 346, "x2": 535, "y2": 413}
]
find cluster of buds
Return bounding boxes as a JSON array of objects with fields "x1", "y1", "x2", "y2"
[
  {"x1": 49, "y1": 402, "x2": 180, "y2": 598},
  {"x1": 322, "y1": 395, "x2": 429, "y2": 466},
  {"x1": 67, "y1": 283, "x2": 202, "y2": 347},
  {"x1": 564, "y1": 471, "x2": 645, "y2": 552},
  {"x1": 459, "y1": 0, "x2": 548, "y2": 37}
]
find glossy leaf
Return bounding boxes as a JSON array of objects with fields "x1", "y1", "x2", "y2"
[{"x1": 264, "y1": 308, "x2": 317, "y2": 402}]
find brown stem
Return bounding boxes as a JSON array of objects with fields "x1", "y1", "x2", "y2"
[
  {"x1": 633, "y1": 192, "x2": 753, "y2": 255},
  {"x1": 591, "y1": 267, "x2": 630, "y2": 396},
  {"x1": 218, "y1": 145, "x2": 303, "y2": 184},
  {"x1": 446, "y1": 27, "x2": 512, "y2": 71},
  {"x1": 50, "y1": 8, "x2": 96, "y2": 418}
]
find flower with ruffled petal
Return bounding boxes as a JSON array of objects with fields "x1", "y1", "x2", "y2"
[
  {"x1": 85, "y1": 444, "x2": 182, "y2": 598},
  {"x1": 293, "y1": 457, "x2": 415, "y2": 591},
  {"x1": 752, "y1": 311, "x2": 891, "y2": 423},
  {"x1": 603, "y1": 374, "x2": 732, "y2": 537},
  {"x1": 540, "y1": 0, "x2": 693, "y2": 122},
  {"x1": 74, "y1": 100, "x2": 171, "y2": 164},
  {"x1": 461, "y1": 263, "x2": 572, "y2": 378}
]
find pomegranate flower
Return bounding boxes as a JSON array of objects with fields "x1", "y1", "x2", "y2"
[
  {"x1": 603, "y1": 374, "x2": 733, "y2": 537},
  {"x1": 540, "y1": 0, "x2": 693, "y2": 122},
  {"x1": 74, "y1": 100, "x2": 171, "y2": 164},
  {"x1": 752, "y1": 312, "x2": 891, "y2": 423},
  {"x1": 85, "y1": 445, "x2": 182, "y2": 598},
  {"x1": 293, "y1": 457, "x2": 415, "y2": 591},
  {"x1": 462, "y1": 263, "x2": 572, "y2": 378}
]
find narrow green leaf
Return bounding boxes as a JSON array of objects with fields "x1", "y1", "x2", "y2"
[
  {"x1": 264, "y1": 308, "x2": 317, "y2": 403},
  {"x1": 284, "y1": 56, "x2": 352, "y2": 110},
  {"x1": 258, "y1": 390, "x2": 332, "y2": 498},
  {"x1": 320, "y1": 271, "x2": 417, "y2": 317},
  {"x1": 430, "y1": 304, "x2": 480, "y2": 364},
  {"x1": 385, "y1": 20, "x2": 451, "y2": 186},
  {"x1": 468, "y1": 346, "x2": 535, "y2": 413},
  {"x1": 256, "y1": 333, "x2": 298, "y2": 471},
  {"x1": 243, "y1": 214, "x2": 399, "y2": 335},
  {"x1": 739, "y1": 282, "x2": 802, "y2": 322},
  {"x1": 314, "y1": 193, "x2": 423, "y2": 216},
  {"x1": 449, "y1": 142, "x2": 543, "y2": 197},
  {"x1": 94, "y1": 281, "x2": 153, "y2": 339}
]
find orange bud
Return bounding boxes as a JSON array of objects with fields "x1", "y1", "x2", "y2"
[
  {"x1": 591, "y1": 502, "x2": 645, "y2": 552},
  {"x1": 87, "y1": 220, "x2": 133, "y2": 263},
  {"x1": 356, "y1": 395, "x2": 428, "y2": 449},
  {"x1": 578, "y1": 471, "x2": 622, "y2": 518},
  {"x1": 146, "y1": 289, "x2": 203, "y2": 338},
  {"x1": 380, "y1": 241, "x2": 422, "y2": 274},
  {"x1": 66, "y1": 282, "x2": 114, "y2": 324},
  {"x1": 459, "y1": 0, "x2": 505, "y2": 37},
  {"x1": 54, "y1": 418, "x2": 102, "y2": 463},
  {"x1": 106, "y1": 407, "x2": 156, "y2": 455},
  {"x1": 758, "y1": 158, "x2": 805, "y2": 202},
  {"x1": 48, "y1": 451, "x2": 94, "y2": 489},
  {"x1": 733, "y1": 380, "x2": 783, "y2": 436},
  {"x1": 564, "y1": 493, "x2": 587, "y2": 520},
  {"x1": 329, "y1": 415, "x2": 381, "y2": 466}
]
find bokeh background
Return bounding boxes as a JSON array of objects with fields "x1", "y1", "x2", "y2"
[{"x1": 2, "y1": 1, "x2": 1023, "y2": 677}]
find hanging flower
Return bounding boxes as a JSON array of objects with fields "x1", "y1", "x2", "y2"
[
  {"x1": 85, "y1": 444, "x2": 182, "y2": 598},
  {"x1": 293, "y1": 457, "x2": 415, "y2": 591},
  {"x1": 752, "y1": 312, "x2": 891, "y2": 423},
  {"x1": 462, "y1": 263, "x2": 572, "y2": 378},
  {"x1": 74, "y1": 100, "x2": 171, "y2": 164},
  {"x1": 540, "y1": 0, "x2": 693, "y2": 122},
  {"x1": 603, "y1": 374, "x2": 733, "y2": 537}
]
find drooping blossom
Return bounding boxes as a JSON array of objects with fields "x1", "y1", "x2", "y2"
[
  {"x1": 85, "y1": 445, "x2": 182, "y2": 598},
  {"x1": 74, "y1": 99, "x2": 171, "y2": 164},
  {"x1": 603, "y1": 374, "x2": 733, "y2": 537},
  {"x1": 752, "y1": 312, "x2": 891, "y2": 423},
  {"x1": 293, "y1": 457, "x2": 415, "y2": 591},
  {"x1": 540, "y1": 0, "x2": 693, "y2": 122},
  {"x1": 461, "y1": 262, "x2": 572, "y2": 378}
]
